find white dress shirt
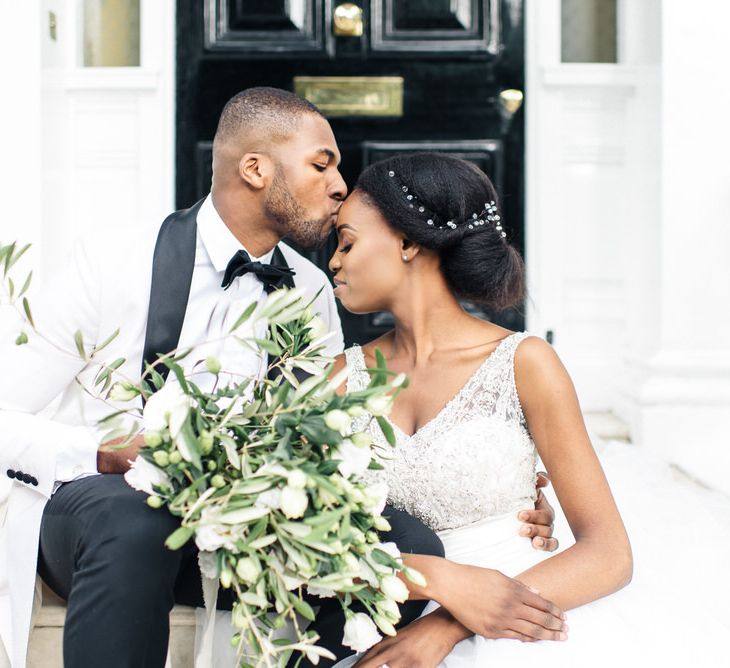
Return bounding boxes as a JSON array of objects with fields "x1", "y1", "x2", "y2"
[{"x1": 0, "y1": 194, "x2": 343, "y2": 667}]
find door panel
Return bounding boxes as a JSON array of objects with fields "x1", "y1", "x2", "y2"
[{"x1": 177, "y1": 0, "x2": 525, "y2": 345}]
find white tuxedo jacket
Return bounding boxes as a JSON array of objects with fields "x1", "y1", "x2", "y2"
[{"x1": 0, "y1": 204, "x2": 343, "y2": 667}]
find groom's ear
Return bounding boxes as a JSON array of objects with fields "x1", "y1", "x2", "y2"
[{"x1": 238, "y1": 153, "x2": 272, "y2": 189}]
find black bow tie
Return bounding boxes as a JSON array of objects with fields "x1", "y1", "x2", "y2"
[{"x1": 221, "y1": 248, "x2": 296, "y2": 293}]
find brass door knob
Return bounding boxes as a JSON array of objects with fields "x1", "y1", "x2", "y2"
[
  {"x1": 499, "y1": 89, "x2": 524, "y2": 116},
  {"x1": 334, "y1": 3, "x2": 363, "y2": 37}
]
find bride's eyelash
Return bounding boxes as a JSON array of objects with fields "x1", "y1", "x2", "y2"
[
  {"x1": 339, "y1": 243, "x2": 352, "y2": 254},
  {"x1": 313, "y1": 164, "x2": 327, "y2": 172}
]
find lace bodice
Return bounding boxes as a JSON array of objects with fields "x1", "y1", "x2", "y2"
[{"x1": 345, "y1": 332, "x2": 537, "y2": 532}]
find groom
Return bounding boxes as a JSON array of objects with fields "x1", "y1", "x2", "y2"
[{"x1": 0, "y1": 88, "x2": 556, "y2": 667}]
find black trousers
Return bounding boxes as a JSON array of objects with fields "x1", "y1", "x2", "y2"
[{"x1": 38, "y1": 474, "x2": 443, "y2": 668}]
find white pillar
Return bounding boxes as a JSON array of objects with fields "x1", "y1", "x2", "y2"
[
  {"x1": 0, "y1": 2, "x2": 43, "y2": 275},
  {"x1": 624, "y1": 0, "x2": 730, "y2": 492}
]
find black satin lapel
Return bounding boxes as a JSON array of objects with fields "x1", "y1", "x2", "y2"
[{"x1": 141, "y1": 199, "x2": 204, "y2": 382}]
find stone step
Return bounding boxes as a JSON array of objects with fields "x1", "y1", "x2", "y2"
[{"x1": 27, "y1": 585, "x2": 196, "y2": 668}]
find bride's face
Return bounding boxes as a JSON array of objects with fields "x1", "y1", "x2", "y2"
[{"x1": 328, "y1": 191, "x2": 405, "y2": 314}]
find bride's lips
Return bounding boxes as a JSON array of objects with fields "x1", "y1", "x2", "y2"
[{"x1": 333, "y1": 278, "x2": 346, "y2": 293}]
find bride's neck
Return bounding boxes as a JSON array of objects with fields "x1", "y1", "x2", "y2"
[{"x1": 389, "y1": 280, "x2": 467, "y2": 364}]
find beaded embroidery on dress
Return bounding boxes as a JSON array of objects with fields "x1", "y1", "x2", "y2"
[{"x1": 344, "y1": 332, "x2": 537, "y2": 532}]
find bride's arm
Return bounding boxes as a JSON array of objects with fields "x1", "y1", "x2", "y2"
[{"x1": 511, "y1": 336, "x2": 633, "y2": 609}]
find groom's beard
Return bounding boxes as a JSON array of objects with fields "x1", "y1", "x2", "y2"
[{"x1": 265, "y1": 166, "x2": 330, "y2": 250}]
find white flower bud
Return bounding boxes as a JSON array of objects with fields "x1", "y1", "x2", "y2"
[
  {"x1": 372, "y1": 515, "x2": 392, "y2": 532},
  {"x1": 375, "y1": 597, "x2": 401, "y2": 622},
  {"x1": 373, "y1": 613, "x2": 397, "y2": 636},
  {"x1": 281, "y1": 485, "x2": 309, "y2": 519},
  {"x1": 335, "y1": 439, "x2": 372, "y2": 478},
  {"x1": 305, "y1": 315, "x2": 329, "y2": 340},
  {"x1": 365, "y1": 396, "x2": 392, "y2": 417},
  {"x1": 205, "y1": 356, "x2": 221, "y2": 375},
  {"x1": 324, "y1": 409, "x2": 352, "y2": 434},
  {"x1": 404, "y1": 567, "x2": 427, "y2": 587},
  {"x1": 392, "y1": 372, "x2": 408, "y2": 388},
  {"x1": 350, "y1": 431, "x2": 372, "y2": 448},
  {"x1": 235, "y1": 556, "x2": 261, "y2": 584},
  {"x1": 347, "y1": 405, "x2": 366, "y2": 417},
  {"x1": 287, "y1": 469, "x2": 307, "y2": 489},
  {"x1": 110, "y1": 382, "x2": 138, "y2": 403},
  {"x1": 342, "y1": 613, "x2": 382, "y2": 653},
  {"x1": 152, "y1": 450, "x2": 170, "y2": 467},
  {"x1": 380, "y1": 574, "x2": 409, "y2": 603}
]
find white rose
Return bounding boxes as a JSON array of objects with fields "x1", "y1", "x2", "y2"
[
  {"x1": 281, "y1": 485, "x2": 309, "y2": 519},
  {"x1": 143, "y1": 383, "x2": 190, "y2": 437},
  {"x1": 380, "y1": 574, "x2": 409, "y2": 603},
  {"x1": 365, "y1": 396, "x2": 392, "y2": 417},
  {"x1": 255, "y1": 487, "x2": 282, "y2": 509},
  {"x1": 363, "y1": 481, "x2": 389, "y2": 515},
  {"x1": 324, "y1": 409, "x2": 351, "y2": 434},
  {"x1": 307, "y1": 583, "x2": 337, "y2": 599},
  {"x1": 124, "y1": 456, "x2": 171, "y2": 496},
  {"x1": 194, "y1": 524, "x2": 228, "y2": 552},
  {"x1": 342, "y1": 613, "x2": 382, "y2": 653},
  {"x1": 335, "y1": 439, "x2": 372, "y2": 478}
]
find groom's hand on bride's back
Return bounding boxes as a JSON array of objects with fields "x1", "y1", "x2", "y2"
[
  {"x1": 96, "y1": 435, "x2": 145, "y2": 474},
  {"x1": 518, "y1": 471, "x2": 559, "y2": 552}
]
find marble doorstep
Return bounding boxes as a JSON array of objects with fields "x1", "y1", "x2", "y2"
[{"x1": 27, "y1": 585, "x2": 197, "y2": 668}]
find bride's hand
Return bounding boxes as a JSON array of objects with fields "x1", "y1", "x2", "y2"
[
  {"x1": 437, "y1": 561, "x2": 568, "y2": 642},
  {"x1": 354, "y1": 608, "x2": 470, "y2": 668}
]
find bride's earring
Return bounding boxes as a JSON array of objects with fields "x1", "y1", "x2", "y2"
[{"x1": 402, "y1": 254, "x2": 409, "y2": 262}]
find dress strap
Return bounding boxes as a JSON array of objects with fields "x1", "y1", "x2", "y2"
[{"x1": 344, "y1": 345, "x2": 371, "y2": 393}]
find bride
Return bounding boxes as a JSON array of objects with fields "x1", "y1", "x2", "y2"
[{"x1": 326, "y1": 152, "x2": 633, "y2": 667}]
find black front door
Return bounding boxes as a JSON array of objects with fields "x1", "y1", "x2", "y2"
[{"x1": 177, "y1": 0, "x2": 525, "y2": 345}]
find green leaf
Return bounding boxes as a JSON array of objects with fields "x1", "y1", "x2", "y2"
[
  {"x1": 7, "y1": 243, "x2": 30, "y2": 272},
  {"x1": 2, "y1": 242, "x2": 15, "y2": 276},
  {"x1": 376, "y1": 416, "x2": 396, "y2": 447},
  {"x1": 74, "y1": 330, "x2": 86, "y2": 360},
  {"x1": 8, "y1": 277, "x2": 14, "y2": 299},
  {"x1": 15, "y1": 332, "x2": 28, "y2": 346},
  {"x1": 22, "y1": 297, "x2": 35, "y2": 328},
  {"x1": 289, "y1": 595, "x2": 316, "y2": 622},
  {"x1": 229, "y1": 300, "x2": 258, "y2": 333},
  {"x1": 94, "y1": 327, "x2": 120, "y2": 353},
  {"x1": 163, "y1": 359, "x2": 189, "y2": 393},
  {"x1": 253, "y1": 337, "x2": 283, "y2": 356},
  {"x1": 180, "y1": 418, "x2": 202, "y2": 471},
  {"x1": 164, "y1": 526, "x2": 194, "y2": 550},
  {"x1": 18, "y1": 270, "x2": 32, "y2": 298}
]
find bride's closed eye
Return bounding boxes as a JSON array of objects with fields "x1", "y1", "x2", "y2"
[{"x1": 339, "y1": 243, "x2": 352, "y2": 254}]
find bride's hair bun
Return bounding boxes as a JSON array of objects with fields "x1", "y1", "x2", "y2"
[{"x1": 355, "y1": 152, "x2": 524, "y2": 309}]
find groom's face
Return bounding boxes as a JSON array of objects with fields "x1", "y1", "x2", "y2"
[{"x1": 265, "y1": 114, "x2": 346, "y2": 249}]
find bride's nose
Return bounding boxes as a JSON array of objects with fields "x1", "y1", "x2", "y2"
[{"x1": 328, "y1": 251, "x2": 340, "y2": 273}]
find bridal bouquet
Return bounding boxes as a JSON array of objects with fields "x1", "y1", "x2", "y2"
[{"x1": 2, "y1": 240, "x2": 421, "y2": 668}]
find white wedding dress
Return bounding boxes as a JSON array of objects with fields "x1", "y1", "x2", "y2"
[{"x1": 334, "y1": 332, "x2": 728, "y2": 667}]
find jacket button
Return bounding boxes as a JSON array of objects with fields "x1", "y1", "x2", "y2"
[
  {"x1": 22, "y1": 474, "x2": 33, "y2": 485},
  {"x1": 31, "y1": 477, "x2": 39, "y2": 486},
  {"x1": 14, "y1": 470, "x2": 24, "y2": 480},
  {"x1": 6, "y1": 469, "x2": 15, "y2": 478}
]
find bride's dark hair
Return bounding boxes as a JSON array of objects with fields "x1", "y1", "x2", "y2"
[{"x1": 355, "y1": 153, "x2": 524, "y2": 309}]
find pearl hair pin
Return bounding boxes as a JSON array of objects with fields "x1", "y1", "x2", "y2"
[{"x1": 388, "y1": 169, "x2": 507, "y2": 239}]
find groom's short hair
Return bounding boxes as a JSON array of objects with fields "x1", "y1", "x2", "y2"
[{"x1": 213, "y1": 87, "x2": 323, "y2": 151}]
